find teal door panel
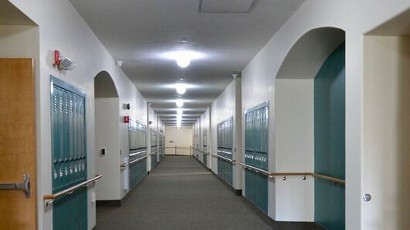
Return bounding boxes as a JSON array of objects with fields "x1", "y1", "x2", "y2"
[
  {"x1": 314, "y1": 44, "x2": 345, "y2": 230},
  {"x1": 51, "y1": 76, "x2": 87, "y2": 230}
]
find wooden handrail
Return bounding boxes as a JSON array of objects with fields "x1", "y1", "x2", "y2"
[
  {"x1": 210, "y1": 153, "x2": 235, "y2": 164},
  {"x1": 236, "y1": 162, "x2": 345, "y2": 185},
  {"x1": 192, "y1": 148, "x2": 210, "y2": 155},
  {"x1": 236, "y1": 162, "x2": 270, "y2": 175},
  {"x1": 313, "y1": 173, "x2": 345, "y2": 185},
  {"x1": 43, "y1": 175, "x2": 102, "y2": 205},
  {"x1": 128, "y1": 155, "x2": 147, "y2": 166}
]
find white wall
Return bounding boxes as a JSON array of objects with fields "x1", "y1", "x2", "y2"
[
  {"x1": 210, "y1": 77, "x2": 242, "y2": 190},
  {"x1": 275, "y1": 79, "x2": 314, "y2": 221},
  {"x1": 241, "y1": 0, "x2": 410, "y2": 228},
  {"x1": 363, "y1": 36, "x2": 410, "y2": 229},
  {"x1": 165, "y1": 127, "x2": 193, "y2": 155},
  {"x1": 95, "y1": 98, "x2": 120, "y2": 200},
  {"x1": 210, "y1": 79, "x2": 236, "y2": 173}
]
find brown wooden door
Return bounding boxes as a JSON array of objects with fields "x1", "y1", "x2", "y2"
[{"x1": 0, "y1": 58, "x2": 37, "y2": 229}]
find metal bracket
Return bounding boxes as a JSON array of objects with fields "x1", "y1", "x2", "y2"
[{"x1": 0, "y1": 174, "x2": 31, "y2": 198}]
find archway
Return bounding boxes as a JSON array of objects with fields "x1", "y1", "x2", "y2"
[
  {"x1": 94, "y1": 71, "x2": 121, "y2": 205},
  {"x1": 275, "y1": 27, "x2": 345, "y2": 229},
  {"x1": 362, "y1": 9, "x2": 410, "y2": 229}
]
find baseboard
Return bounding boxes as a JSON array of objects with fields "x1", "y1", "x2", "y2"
[
  {"x1": 209, "y1": 170, "x2": 242, "y2": 196},
  {"x1": 96, "y1": 200, "x2": 122, "y2": 207}
]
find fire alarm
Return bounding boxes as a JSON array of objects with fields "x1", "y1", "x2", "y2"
[
  {"x1": 53, "y1": 50, "x2": 61, "y2": 66},
  {"x1": 124, "y1": 116, "x2": 130, "y2": 123}
]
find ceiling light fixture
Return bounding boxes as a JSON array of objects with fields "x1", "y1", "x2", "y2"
[
  {"x1": 176, "y1": 54, "x2": 191, "y2": 68},
  {"x1": 176, "y1": 99, "x2": 184, "y2": 107},
  {"x1": 176, "y1": 108, "x2": 183, "y2": 115},
  {"x1": 176, "y1": 108, "x2": 183, "y2": 128},
  {"x1": 176, "y1": 83, "x2": 187, "y2": 95},
  {"x1": 160, "y1": 50, "x2": 206, "y2": 68}
]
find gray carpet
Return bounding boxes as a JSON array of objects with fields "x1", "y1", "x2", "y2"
[{"x1": 95, "y1": 156, "x2": 273, "y2": 230}]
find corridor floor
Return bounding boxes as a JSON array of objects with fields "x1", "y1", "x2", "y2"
[{"x1": 94, "y1": 156, "x2": 273, "y2": 230}]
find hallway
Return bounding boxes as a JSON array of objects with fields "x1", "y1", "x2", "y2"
[{"x1": 95, "y1": 156, "x2": 272, "y2": 230}]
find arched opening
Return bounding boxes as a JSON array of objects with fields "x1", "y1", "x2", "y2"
[
  {"x1": 275, "y1": 27, "x2": 345, "y2": 229},
  {"x1": 362, "y1": 9, "x2": 410, "y2": 229},
  {"x1": 94, "y1": 71, "x2": 121, "y2": 204}
]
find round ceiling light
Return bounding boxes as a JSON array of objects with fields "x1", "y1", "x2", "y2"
[
  {"x1": 176, "y1": 99, "x2": 184, "y2": 107},
  {"x1": 176, "y1": 55, "x2": 191, "y2": 68},
  {"x1": 176, "y1": 83, "x2": 187, "y2": 95}
]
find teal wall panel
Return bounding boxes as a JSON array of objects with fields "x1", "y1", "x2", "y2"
[
  {"x1": 244, "y1": 102, "x2": 268, "y2": 214},
  {"x1": 51, "y1": 76, "x2": 87, "y2": 230},
  {"x1": 314, "y1": 44, "x2": 345, "y2": 230}
]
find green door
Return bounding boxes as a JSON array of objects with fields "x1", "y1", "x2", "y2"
[
  {"x1": 51, "y1": 76, "x2": 87, "y2": 230},
  {"x1": 314, "y1": 44, "x2": 345, "y2": 230}
]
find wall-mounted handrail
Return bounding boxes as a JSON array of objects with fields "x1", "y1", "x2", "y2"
[
  {"x1": 128, "y1": 155, "x2": 147, "y2": 166},
  {"x1": 149, "y1": 151, "x2": 158, "y2": 155},
  {"x1": 236, "y1": 162, "x2": 345, "y2": 185},
  {"x1": 269, "y1": 172, "x2": 345, "y2": 185},
  {"x1": 129, "y1": 150, "x2": 146, "y2": 157},
  {"x1": 217, "y1": 150, "x2": 233, "y2": 155},
  {"x1": 312, "y1": 173, "x2": 345, "y2": 185},
  {"x1": 236, "y1": 162, "x2": 270, "y2": 176},
  {"x1": 192, "y1": 148, "x2": 210, "y2": 155},
  {"x1": 43, "y1": 174, "x2": 102, "y2": 206},
  {"x1": 120, "y1": 162, "x2": 129, "y2": 169},
  {"x1": 210, "y1": 153, "x2": 235, "y2": 164}
]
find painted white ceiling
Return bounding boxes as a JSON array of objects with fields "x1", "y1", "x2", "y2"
[{"x1": 69, "y1": 0, "x2": 305, "y2": 126}]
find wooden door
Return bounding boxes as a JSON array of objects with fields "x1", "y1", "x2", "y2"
[{"x1": 0, "y1": 58, "x2": 37, "y2": 229}]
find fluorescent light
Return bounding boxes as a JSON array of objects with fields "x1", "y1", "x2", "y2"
[
  {"x1": 176, "y1": 99, "x2": 184, "y2": 107},
  {"x1": 176, "y1": 83, "x2": 187, "y2": 95},
  {"x1": 176, "y1": 108, "x2": 183, "y2": 115}
]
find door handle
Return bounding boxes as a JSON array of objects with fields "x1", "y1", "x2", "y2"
[{"x1": 0, "y1": 174, "x2": 31, "y2": 198}]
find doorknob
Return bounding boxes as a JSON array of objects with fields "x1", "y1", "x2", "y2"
[
  {"x1": 363, "y1": 193, "x2": 371, "y2": 202},
  {"x1": 0, "y1": 174, "x2": 31, "y2": 198}
]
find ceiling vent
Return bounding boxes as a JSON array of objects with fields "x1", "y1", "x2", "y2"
[{"x1": 199, "y1": 0, "x2": 256, "y2": 14}]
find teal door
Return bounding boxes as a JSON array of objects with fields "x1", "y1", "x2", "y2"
[
  {"x1": 51, "y1": 77, "x2": 87, "y2": 230},
  {"x1": 314, "y1": 44, "x2": 345, "y2": 230},
  {"x1": 244, "y1": 103, "x2": 268, "y2": 214}
]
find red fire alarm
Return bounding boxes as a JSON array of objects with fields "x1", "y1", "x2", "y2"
[
  {"x1": 53, "y1": 50, "x2": 61, "y2": 66},
  {"x1": 124, "y1": 116, "x2": 130, "y2": 123}
]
